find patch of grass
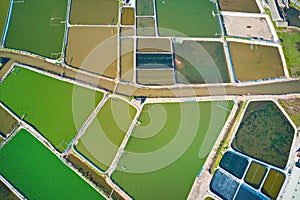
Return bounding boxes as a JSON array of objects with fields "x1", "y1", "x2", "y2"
[
  {"x1": 65, "y1": 154, "x2": 124, "y2": 200},
  {"x1": 0, "y1": 106, "x2": 18, "y2": 137},
  {"x1": 0, "y1": 181, "x2": 19, "y2": 200},
  {"x1": 290, "y1": 2, "x2": 300, "y2": 10},
  {"x1": 211, "y1": 101, "x2": 245, "y2": 174},
  {"x1": 279, "y1": 98, "x2": 300, "y2": 127},
  {"x1": 277, "y1": 31, "x2": 300, "y2": 77}
]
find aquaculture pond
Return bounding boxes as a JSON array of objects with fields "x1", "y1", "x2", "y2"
[
  {"x1": 210, "y1": 169, "x2": 239, "y2": 200},
  {"x1": 235, "y1": 184, "x2": 269, "y2": 200},
  {"x1": 69, "y1": 0, "x2": 119, "y2": 25},
  {"x1": 112, "y1": 101, "x2": 233, "y2": 200},
  {"x1": 232, "y1": 101, "x2": 295, "y2": 169},
  {"x1": 284, "y1": 7, "x2": 300, "y2": 28},
  {"x1": 219, "y1": 151, "x2": 248, "y2": 179},
  {"x1": 0, "y1": 66, "x2": 104, "y2": 152},
  {"x1": 76, "y1": 98, "x2": 137, "y2": 171},
  {"x1": 120, "y1": 38, "x2": 134, "y2": 82},
  {"x1": 136, "y1": 17, "x2": 156, "y2": 36},
  {"x1": 244, "y1": 161, "x2": 267, "y2": 189},
  {"x1": 262, "y1": 169, "x2": 285, "y2": 199},
  {"x1": 228, "y1": 41, "x2": 285, "y2": 82},
  {"x1": 136, "y1": 0, "x2": 154, "y2": 16},
  {"x1": 174, "y1": 41, "x2": 230, "y2": 84},
  {"x1": 121, "y1": 8, "x2": 135, "y2": 26},
  {"x1": 0, "y1": 129, "x2": 105, "y2": 199},
  {"x1": 120, "y1": 27, "x2": 134, "y2": 37},
  {"x1": 5, "y1": 0, "x2": 67, "y2": 58},
  {"x1": 137, "y1": 38, "x2": 171, "y2": 52},
  {"x1": 218, "y1": 0, "x2": 260, "y2": 13},
  {"x1": 137, "y1": 69, "x2": 175, "y2": 85},
  {"x1": 65, "y1": 26, "x2": 118, "y2": 78},
  {"x1": 136, "y1": 53, "x2": 173, "y2": 69},
  {"x1": 156, "y1": 0, "x2": 220, "y2": 37},
  {"x1": 0, "y1": 0, "x2": 10, "y2": 44}
]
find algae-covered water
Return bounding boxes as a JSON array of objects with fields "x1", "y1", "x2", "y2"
[
  {"x1": 112, "y1": 101, "x2": 233, "y2": 200},
  {"x1": 156, "y1": 0, "x2": 220, "y2": 37},
  {"x1": 174, "y1": 41, "x2": 230, "y2": 84},
  {"x1": 69, "y1": 0, "x2": 119, "y2": 25},
  {"x1": 0, "y1": 129, "x2": 105, "y2": 199},
  {"x1": 0, "y1": 66, "x2": 103, "y2": 151},
  {"x1": 5, "y1": 0, "x2": 67, "y2": 58},
  {"x1": 228, "y1": 42, "x2": 285, "y2": 82},
  {"x1": 76, "y1": 98, "x2": 136, "y2": 171}
]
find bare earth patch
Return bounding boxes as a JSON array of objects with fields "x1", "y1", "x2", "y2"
[{"x1": 223, "y1": 15, "x2": 273, "y2": 40}]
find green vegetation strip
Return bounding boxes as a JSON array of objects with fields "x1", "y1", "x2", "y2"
[
  {"x1": 232, "y1": 101, "x2": 294, "y2": 169},
  {"x1": 66, "y1": 154, "x2": 124, "y2": 200},
  {"x1": 113, "y1": 101, "x2": 233, "y2": 200},
  {"x1": 0, "y1": 0, "x2": 10, "y2": 44},
  {"x1": 244, "y1": 162, "x2": 267, "y2": 189},
  {"x1": 5, "y1": 0, "x2": 67, "y2": 58},
  {"x1": 277, "y1": 31, "x2": 300, "y2": 77},
  {"x1": 0, "y1": 106, "x2": 18, "y2": 137},
  {"x1": 0, "y1": 180, "x2": 19, "y2": 200},
  {"x1": 279, "y1": 98, "x2": 300, "y2": 127},
  {"x1": 0, "y1": 129, "x2": 105, "y2": 199},
  {"x1": 76, "y1": 98, "x2": 136, "y2": 171},
  {"x1": 0, "y1": 66, "x2": 103, "y2": 151}
]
